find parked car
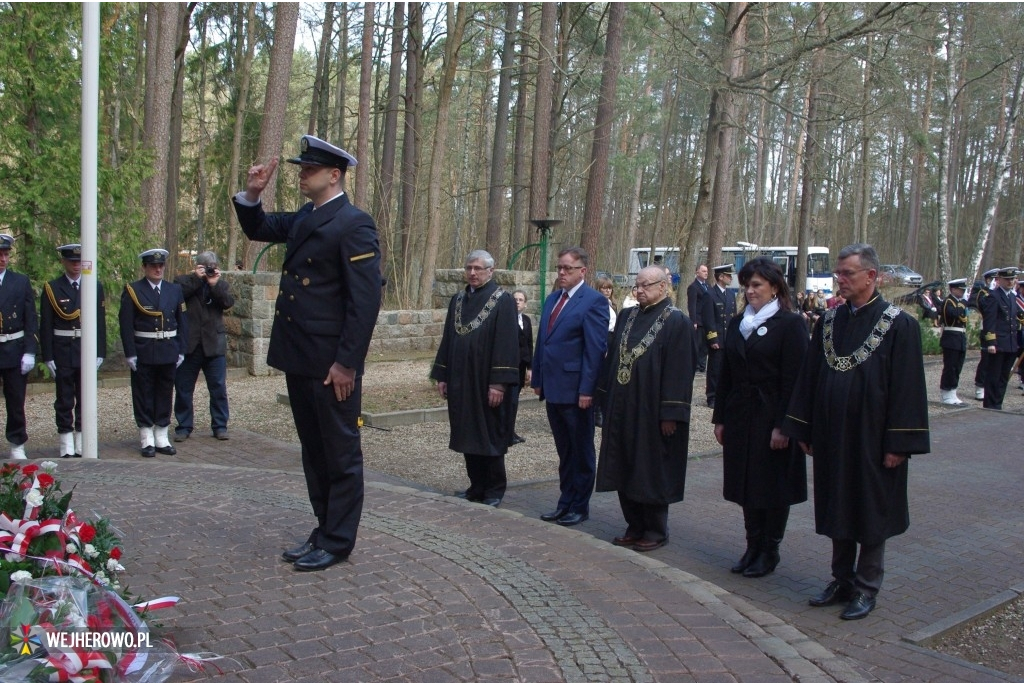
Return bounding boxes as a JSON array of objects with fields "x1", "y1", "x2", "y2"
[{"x1": 879, "y1": 264, "x2": 923, "y2": 286}]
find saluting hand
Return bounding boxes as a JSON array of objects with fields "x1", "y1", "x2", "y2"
[
  {"x1": 244, "y1": 157, "x2": 279, "y2": 202},
  {"x1": 325, "y1": 362, "x2": 356, "y2": 402}
]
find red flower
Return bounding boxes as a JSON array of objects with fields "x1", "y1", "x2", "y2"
[
  {"x1": 110, "y1": 547, "x2": 122, "y2": 560},
  {"x1": 36, "y1": 473, "x2": 55, "y2": 489},
  {"x1": 21, "y1": 464, "x2": 39, "y2": 476},
  {"x1": 78, "y1": 524, "x2": 96, "y2": 543},
  {"x1": 0, "y1": 463, "x2": 17, "y2": 476}
]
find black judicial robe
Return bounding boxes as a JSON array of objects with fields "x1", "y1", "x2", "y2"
[
  {"x1": 430, "y1": 279, "x2": 520, "y2": 456},
  {"x1": 783, "y1": 293, "x2": 930, "y2": 545},
  {"x1": 595, "y1": 299, "x2": 696, "y2": 505}
]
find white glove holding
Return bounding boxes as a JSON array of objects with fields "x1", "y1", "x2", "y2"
[
  {"x1": 96, "y1": 357, "x2": 103, "y2": 370},
  {"x1": 46, "y1": 360, "x2": 57, "y2": 375},
  {"x1": 176, "y1": 354, "x2": 184, "y2": 368},
  {"x1": 127, "y1": 356, "x2": 138, "y2": 372},
  {"x1": 20, "y1": 354, "x2": 34, "y2": 375}
]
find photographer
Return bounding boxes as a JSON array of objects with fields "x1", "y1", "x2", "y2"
[{"x1": 173, "y1": 251, "x2": 235, "y2": 441}]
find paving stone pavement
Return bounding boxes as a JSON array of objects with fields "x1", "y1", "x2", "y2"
[{"x1": 33, "y1": 403, "x2": 1022, "y2": 683}]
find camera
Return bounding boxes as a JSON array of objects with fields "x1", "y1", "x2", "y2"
[{"x1": 203, "y1": 265, "x2": 219, "y2": 278}]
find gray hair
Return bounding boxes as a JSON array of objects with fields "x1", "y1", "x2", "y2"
[
  {"x1": 837, "y1": 243, "x2": 880, "y2": 272},
  {"x1": 464, "y1": 250, "x2": 495, "y2": 268},
  {"x1": 195, "y1": 251, "x2": 219, "y2": 267}
]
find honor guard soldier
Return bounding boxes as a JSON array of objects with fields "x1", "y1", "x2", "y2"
[
  {"x1": 40, "y1": 244, "x2": 107, "y2": 457},
  {"x1": 703, "y1": 263, "x2": 736, "y2": 408},
  {"x1": 978, "y1": 266, "x2": 1021, "y2": 410},
  {"x1": 0, "y1": 234, "x2": 38, "y2": 460},
  {"x1": 938, "y1": 278, "x2": 969, "y2": 406},
  {"x1": 118, "y1": 249, "x2": 188, "y2": 457},
  {"x1": 234, "y1": 135, "x2": 382, "y2": 572},
  {"x1": 972, "y1": 267, "x2": 999, "y2": 400}
]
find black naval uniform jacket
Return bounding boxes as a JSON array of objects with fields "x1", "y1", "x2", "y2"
[
  {"x1": 40, "y1": 277, "x2": 107, "y2": 368},
  {"x1": 233, "y1": 193, "x2": 381, "y2": 378},
  {"x1": 980, "y1": 287, "x2": 1021, "y2": 354},
  {"x1": 118, "y1": 279, "x2": 188, "y2": 365},
  {"x1": 939, "y1": 293, "x2": 968, "y2": 352},
  {"x1": 705, "y1": 284, "x2": 736, "y2": 347},
  {"x1": 0, "y1": 269, "x2": 38, "y2": 369}
]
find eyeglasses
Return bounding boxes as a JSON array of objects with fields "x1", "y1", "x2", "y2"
[
  {"x1": 635, "y1": 280, "x2": 665, "y2": 291},
  {"x1": 832, "y1": 269, "x2": 869, "y2": 280},
  {"x1": 556, "y1": 264, "x2": 584, "y2": 272},
  {"x1": 464, "y1": 265, "x2": 492, "y2": 272}
]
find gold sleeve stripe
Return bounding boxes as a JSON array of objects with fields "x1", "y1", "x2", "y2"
[
  {"x1": 785, "y1": 414, "x2": 808, "y2": 425},
  {"x1": 350, "y1": 252, "x2": 376, "y2": 262}
]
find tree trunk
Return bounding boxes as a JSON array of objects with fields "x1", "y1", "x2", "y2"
[
  {"x1": 227, "y1": 2, "x2": 257, "y2": 270},
  {"x1": 399, "y1": 2, "x2": 423, "y2": 305},
  {"x1": 859, "y1": 34, "x2": 875, "y2": 247},
  {"x1": 354, "y1": 2, "x2": 374, "y2": 208},
  {"x1": 308, "y1": 2, "x2": 335, "y2": 137},
  {"x1": 417, "y1": 3, "x2": 469, "y2": 307},
  {"x1": 165, "y1": 3, "x2": 196, "y2": 275},
  {"x1": 795, "y1": 6, "x2": 826, "y2": 294},
  {"x1": 510, "y1": 3, "x2": 533, "y2": 266},
  {"x1": 375, "y1": 2, "x2": 403, "y2": 279},
  {"x1": 333, "y1": 4, "x2": 349, "y2": 142},
  {"x1": 141, "y1": 3, "x2": 178, "y2": 243},
  {"x1": 529, "y1": 2, "x2": 557, "y2": 224},
  {"x1": 579, "y1": 2, "x2": 625, "y2": 271},
  {"x1": 485, "y1": 2, "x2": 519, "y2": 262}
]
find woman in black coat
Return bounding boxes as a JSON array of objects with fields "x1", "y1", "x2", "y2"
[{"x1": 713, "y1": 257, "x2": 808, "y2": 578}]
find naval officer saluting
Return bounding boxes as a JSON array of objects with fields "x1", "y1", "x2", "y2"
[
  {"x1": 118, "y1": 249, "x2": 187, "y2": 458},
  {"x1": 40, "y1": 244, "x2": 107, "y2": 457}
]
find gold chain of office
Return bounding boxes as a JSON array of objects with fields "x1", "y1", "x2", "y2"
[
  {"x1": 823, "y1": 304, "x2": 902, "y2": 372},
  {"x1": 454, "y1": 288, "x2": 505, "y2": 336},
  {"x1": 616, "y1": 305, "x2": 675, "y2": 385}
]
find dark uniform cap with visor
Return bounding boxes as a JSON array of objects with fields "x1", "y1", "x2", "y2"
[
  {"x1": 139, "y1": 248, "x2": 169, "y2": 265},
  {"x1": 286, "y1": 135, "x2": 358, "y2": 170},
  {"x1": 983, "y1": 268, "x2": 1000, "y2": 279},
  {"x1": 57, "y1": 244, "x2": 82, "y2": 261},
  {"x1": 947, "y1": 278, "x2": 968, "y2": 289},
  {"x1": 713, "y1": 264, "x2": 734, "y2": 277},
  {"x1": 996, "y1": 267, "x2": 1019, "y2": 279},
  {"x1": 0, "y1": 234, "x2": 14, "y2": 250}
]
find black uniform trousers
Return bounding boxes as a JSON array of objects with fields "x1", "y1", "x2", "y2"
[
  {"x1": 131, "y1": 362, "x2": 175, "y2": 427},
  {"x1": 831, "y1": 538, "x2": 885, "y2": 598},
  {"x1": 940, "y1": 346, "x2": 966, "y2": 391},
  {"x1": 463, "y1": 454, "x2": 507, "y2": 502},
  {"x1": 286, "y1": 373, "x2": 364, "y2": 558},
  {"x1": 706, "y1": 345, "x2": 722, "y2": 405},
  {"x1": 983, "y1": 351, "x2": 1017, "y2": 410},
  {"x1": 54, "y1": 365, "x2": 83, "y2": 433},
  {"x1": 0, "y1": 364, "x2": 28, "y2": 445},
  {"x1": 618, "y1": 492, "x2": 669, "y2": 543},
  {"x1": 695, "y1": 326, "x2": 708, "y2": 372},
  {"x1": 973, "y1": 349, "x2": 988, "y2": 388}
]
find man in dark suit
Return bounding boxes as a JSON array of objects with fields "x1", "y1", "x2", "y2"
[
  {"x1": 979, "y1": 266, "x2": 1021, "y2": 410},
  {"x1": 0, "y1": 234, "x2": 38, "y2": 460},
  {"x1": 704, "y1": 264, "x2": 736, "y2": 408},
  {"x1": 234, "y1": 135, "x2": 381, "y2": 572},
  {"x1": 532, "y1": 246, "x2": 609, "y2": 526},
  {"x1": 40, "y1": 244, "x2": 107, "y2": 458},
  {"x1": 119, "y1": 248, "x2": 188, "y2": 458},
  {"x1": 173, "y1": 251, "x2": 235, "y2": 442},
  {"x1": 686, "y1": 264, "x2": 710, "y2": 372}
]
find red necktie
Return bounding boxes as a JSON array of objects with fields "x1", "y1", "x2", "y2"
[{"x1": 548, "y1": 291, "x2": 569, "y2": 332}]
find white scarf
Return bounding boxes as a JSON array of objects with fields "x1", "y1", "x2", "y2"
[{"x1": 739, "y1": 298, "x2": 780, "y2": 340}]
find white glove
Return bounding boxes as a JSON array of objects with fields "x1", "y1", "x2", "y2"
[
  {"x1": 96, "y1": 357, "x2": 103, "y2": 370},
  {"x1": 176, "y1": 354, "x2": 184, "y2": 368},
  {"x1": 20, "y1": 354, "x2": 34, "y2": 375},
  {"x1": 127, "y1": 356, "x2": 138, "y2": 372},
  {"x1": 46, "y1": 361, "x2": 57, "y2": 375}
]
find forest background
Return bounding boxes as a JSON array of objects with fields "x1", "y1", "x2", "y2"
[{"x1": 1, "y1": 2, "x2": 1022, "y2": 312}]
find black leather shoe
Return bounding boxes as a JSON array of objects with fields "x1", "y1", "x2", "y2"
[
  {"x1": 840, "y1": 592, "x2": 876, "y2": 620},
  {"x1": 809, "y1": 580, "x2": 855, "y2": 607},
  {"x1": 540, "y1": 508, "x2": 568, "y2": 522},
  {"x1": 481, "y1": 498, "x2": 501, "y2": 507},
  {"x1": 60, "y1": 453, "x2": 75, "y2": 459},
  {"x1": 281, "y1": 540, "x2": 316, "y2": 563},
  {"x1": 293, "y1": 548, "x2": 346, "y2": 572},
  {"x1": 631, "y1": 538, "x2": 667, "y2": 552},
  {"x1": 140, "y1": 445, "x2": 156, "y2": 458},
  {"x1": 556, "y1": 512, "x2": 588, "y2": 527},
  {"x1": 155, "y1": 444, "x2": 176, "y2": 455},
  {"x1": 511, "y1": 434, "x2": 525, "y2": 445},
  {"x1": 214, "y1": 430, "x2": 229, "y2": 441},
  {"x1": 173, "y1": 431, "x2": 190, "y2": 443}
]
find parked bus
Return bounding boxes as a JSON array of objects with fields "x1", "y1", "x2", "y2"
[{"x1": 628, "y1": 244, "x2": 833, "y2": 294}]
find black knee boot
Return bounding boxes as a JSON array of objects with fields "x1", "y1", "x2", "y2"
[
  {"x1": 743, "y1": 506, "x2": 789, "y2": 578},
  {"x1": 731, "y1": 507, "x2": 764, "y2": 573}
]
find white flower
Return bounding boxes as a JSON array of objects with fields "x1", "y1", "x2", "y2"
[
  {"x1": 5, "y1": 552, "x2": 24, "y2": 563},
  {"x1": 93, "y1": 570, "x2": 109, "y2": 586},
  {"x1": 83, "y1": 544, "x2": 98, "y2": 559},
  {"x1": 106, "y1": 558, "x2": 125, "y2": 573},
  {"x1": 9, "y1": 570, "x2": 32, "y2": 584},
  {"x1": 66, "y1": 542, "x2": 78, "y2": 554},
  {"x1": 24, "y1": 489, "x2": 44, "y2": 508},
  {"x1": 39, "y1": 460, "x2": 58, "y2": 471}
]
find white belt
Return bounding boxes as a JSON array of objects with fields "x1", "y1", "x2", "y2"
[
  {"x1": 134, "y1": 330, "x2": 177, "y2": 339},
  {"x1": 943, "y1": 327, "x2": 966, "y2": 333},
  {"x1": 54, "y1": 329, "x2": 82, "y2": 338},
  {"x1": 0, "y1": 331, "x2": 25, "y2": 343}
]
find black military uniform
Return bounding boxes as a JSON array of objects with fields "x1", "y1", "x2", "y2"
[
  {"x1": 979, "y1": 266, "x2": 1021, "y2": 410},
  {"x1": 972, "y1": 269, "x2": 998, "y2": 400},
  {"x1": 938, "y1": 278, "x2": 968, "y2": 406},
  {"x1": 0, "y1": 234, "x2": 38, "y2": 459},
  {"x1": 686, "y1": 273, "x2": 710, "y2": 372},
  {"x1": 40, "y1": 244, "x2": 107, "y2": 457},
  {"x1": 118, "y1": 249, "x2": 188, "y2": 457},
  {"x1": 704, "y1": 264, "x2": 736, "y2": 408},
  {"x1": 234, "y1": 135, "x2": 381, "y2": 572}
]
